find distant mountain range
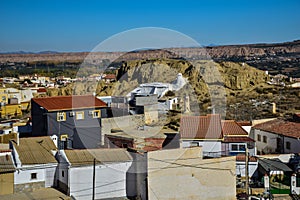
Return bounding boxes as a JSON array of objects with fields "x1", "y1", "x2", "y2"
[
  {"x1": 0, "y1": 40, "x2": 299, "y2": 77},
  {"x1": 0, "y1": 50, "x2": 59, "y2": 54}
]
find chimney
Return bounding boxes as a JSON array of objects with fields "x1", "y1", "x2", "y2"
[
  {"x1": 50, "y1": 135, "x2": 58, "y2": 148},
  {"x1": 17, "y1": 132, "x2": 19, "y2": 146},
  {"x1": 272, "y1": 102, "x2": 276, "y2": 114},
  {"x1": 183, "y1": 94, "x2": 190, "y2": 113}
]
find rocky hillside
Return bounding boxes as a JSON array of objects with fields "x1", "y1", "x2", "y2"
[
  {"x1": 113, "y1": 59, "x2": 269, "y2": 110},
  {"x1": 46, "y1": 58, "x2": 299, "y2": 120}
]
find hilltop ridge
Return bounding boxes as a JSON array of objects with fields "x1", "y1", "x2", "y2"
[{"x1": 1, "y1": 40, "x2": 299, "y2": 77}]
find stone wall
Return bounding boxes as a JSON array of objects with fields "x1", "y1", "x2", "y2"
[{"x1": 14, "y1": 181, "x2": 45, "y2": 193}]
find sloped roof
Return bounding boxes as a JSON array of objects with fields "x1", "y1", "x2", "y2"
[
  {"x1": 0, "y1": 188, "x2": 71, "y2": 200},
  {"x1": 180, "y1": 114, "x2": 223, "y2": 140},
  {"x1": 236, "y1": 154, "x2": 258, "y2": 162},
  {"x1": 0, "y1": 153, "x2": 15, "y2": 173},
  {"x1": 32, "y1": 95, "x2": 106, "y2": 111},
  {"x1": 253, "y1": 119, "x2": 300, "y2": 139},
  {"x1": 237, "y1": 121, "x2": 252, "y2": 126},
  {"x1": 258, "y1": 158, "x2": 292, "y2": 172},
  {"x1": 11, "y1": 136, "x2": 57, "y2": 165},
  {"x1": 64, "y1": 148, "x2": 132, "y2": 167},
  {"x1": 103, "y1": 74, "x2": 116, "y2": 79},
  {"x1": 223, "y1": 136, "x2": 255, "y2": 143},
  {"x1": 222, "y1": 120, "x2": 248, "y2": 136},
  {"x1": 180, "y1": 114, "x2": 248, "y2": 140}
]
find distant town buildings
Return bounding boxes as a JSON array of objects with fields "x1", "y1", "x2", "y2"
[{"x1": 0, "y1": 70, "x2": 300, "y2": 199}]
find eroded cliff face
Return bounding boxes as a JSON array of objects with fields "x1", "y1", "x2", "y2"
[
  {"x1": 45, "y1": 58, "x2": 299, "y2": 119},
  {"x1": 110, "y1": 59, "x2": 269, "y2": 111},
  {"x1": 46, "y1": 59, "x2": 269, "y2": 101},
  {"x1": 114, "y1": 59, "x2": 268, "y2": 93}
]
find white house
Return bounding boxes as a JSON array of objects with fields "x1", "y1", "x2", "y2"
[
  {"x1": 180, "y1": 114, "x2": 223, "y2": 157},
  {"x1": 235, "y1": 154, "x2": 258, "y2": 179},
  {"x1": 9, "y1": 136, "x2": 58, "y2": 193},
  {"x1": 57, "y1": 148, "x2": 133, "y2": 200},
  {"x1": 250, "y1": 116, "x2": 300, "y2": 155},
  {"x1": 181, "y1": 114, "x2": 255, "y2": 158}
]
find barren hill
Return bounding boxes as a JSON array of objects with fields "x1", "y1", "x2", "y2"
[{"x1": 1, "y1": 40, "x2": 300, "y2": 77}]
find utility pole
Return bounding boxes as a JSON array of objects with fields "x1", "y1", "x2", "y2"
[
  {"x1": 245, "y1": 147, "x2": 249, "y2": 196},
  {"x1": 92, "y1": 158, "x2": 96, "y2": 200}
]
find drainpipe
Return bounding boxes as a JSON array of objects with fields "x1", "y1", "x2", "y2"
[{"x1": 282, "y1": 135, "x2": 285, "y2": 154}]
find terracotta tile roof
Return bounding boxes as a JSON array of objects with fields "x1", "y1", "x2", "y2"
[
  {"x1": 64, "y1": 148, "x2": 132, "y2": 167},
  {"x1": 11, "y1": 136, "x2": 57, "y2": 165},
  {"x1": 180, "y1": 115, "x2": 248, "y2": 140},
  {"x1": 253, "y1": 119, "x2": 300, "y2": 139},
  {"x1": 222, "y1": 120, "x2": 248, "y2": 136},
  {"x1": 180, "y1": 114, "x2": 223, "y2": 140},
  {"x1": 32, "y1": 95, "x2": 106, "y2": 111},
  {"x1": 236, "y1": 154, "x2": 258, "y2": 162},
  {"x1": 103, "y1": 74, "x2": 116, "y2": 79},
  {"x1": 237, "y1": 121, "x2": 252, "y2": 126},
  {"x1": 223, "y1": 136, "x2": 255, "y2": 143},
  {"x1": 0, "y1": 154, "x2": 15, "y2": 173},
  {"x1": 37, "y1": 88, "x2": 47, "y2": 93}
]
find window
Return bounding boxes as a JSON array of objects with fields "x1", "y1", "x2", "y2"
[
  {"x1": 62, "y1": 170, "x2": 64, "y2": 177},
  {"x1": 257, "y1": 134, "x2": 261, "y2": 142},
  {"x1": 230, "y1": 144, "x2": 246, "y2": 152},
  {"x1": 286, "y1": 141, "x2": 291, "y2": 150},
  {"x1": 190, "y1": 142, "x2": 199, "y2": 147},
  {"x1": 257, "y1": 150, "x2": 261, "y2": 155},
  {"x1": 31, "y1": 173, "x2": 37, "y2": 179},
  {"x1": 239, "y1": 144, "x2": 246, "y2": 151},
  {"x1": 92, "y1": 110, "x2": 101, "y2": 118},
  {"x1": 57, "y1": 112, "x2": 66, "y2": 121},
  {"x1": 76, "y1": 111, "x2": 84, "y2": 120},
  {"x1": 231, "y1": 144, "x2": 238, "y2": 151},
  {"x1": 263, "y1": 136, "x2": 267, "y2": 143},
  {"x1": 69, "y1": 112, "x2": 75, "y2": 117}
]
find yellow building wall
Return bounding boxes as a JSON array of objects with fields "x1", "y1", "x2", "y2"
[
  {"x1": 0, "y1": 104, "x2": 22, "y2": 118},
  {"x1": 21, "y1": 101, "x2": 30, "y2": 111},
  {"x1": 0, "y1": 132, "x2": 18, "y2": 143},
  {"x1": 0, "y1": 93, "x2": 8, "y2": 104},
  {"x1": 0, "y1": 172, "x2": 14, "y2": 195}
]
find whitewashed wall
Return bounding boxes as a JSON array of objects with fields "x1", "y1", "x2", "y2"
[
  {"x1": 14, "y1": 167, "x2": 45, "y2": 184},
  {"x1": 69, "y1": 162, "x2": 132, "y2": 200},
  {"x1": 236, "y1": 161, "x2": 258, "y2": 178},
  {"x1": 182, "y1": 140, "x2": 222, "y2": 157},
  {"x1": 14, "y1": 165, "x2": 57, "y2": 186},
  {"x1": 251, "y1": 129, "x2": 300, "y2": 154}
]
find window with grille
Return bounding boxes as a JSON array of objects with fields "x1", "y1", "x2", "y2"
[
  {"x1": 57, "y1": 112, "x2": 66, "y2": 121},
  {"x1": 76, "y1": 111, "x2": 84, "y2": 120},
  {"x1": 92, "y1": 110, "x2": 101, "y2": 118}
]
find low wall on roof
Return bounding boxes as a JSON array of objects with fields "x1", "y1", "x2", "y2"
[{"x1": 101, "y1": 114, "x2": 145, "y2": 145}]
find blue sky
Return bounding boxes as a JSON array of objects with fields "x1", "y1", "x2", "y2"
[{"x1": 0, "y1": 0, "x2": 299, "y2": 52}]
